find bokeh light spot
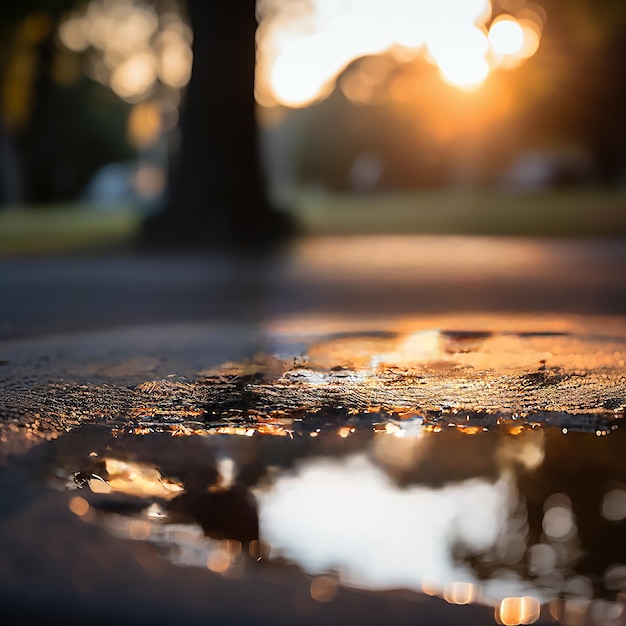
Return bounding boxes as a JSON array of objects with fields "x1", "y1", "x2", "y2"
[
  {"x1": 256, "y1": 0, "x2": 543, "y2": 106},
  {"x1": 207, "y1": 547, "x2": 232, "y2": 574},
  {"x1": 310, "y1": 575, "x2": 338, "y2": 602},
  {"x1": 110, "y1": 51, "x2": 157, "y2": 101},
  {"x1": 488, "y1": 18, "x2": 525, "y2": 56},
  {"x1": 496, "y1": 596, "x2": 541, "y2": 625},
  {"x1": 601, "y1": 489, "x2": 626, "y2": 522},
  {"x1": 59, "y1": 16, "x2": 89, "y2": 52},
  {"x1": 543, "y1": 506, "x2": 575, "y2": 540},
  {"x1": 69, "y1": 496, "x2": 90, "y2": 517}
]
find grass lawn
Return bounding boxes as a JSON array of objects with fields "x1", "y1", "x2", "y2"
[
  {"x1": 295, "y1": 188, "x2": 626, "y2": 237},
  {"x1": 0, "y1": 189, "x2": 625, "y2": 255},
  {"x1": 0, "y1": 204, "x2": 142, "y2": 255}
]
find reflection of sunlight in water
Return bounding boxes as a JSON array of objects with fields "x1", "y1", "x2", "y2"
[
  {"x1": 256, "y1": 453, "x2": 513, "y2": 593},
  {"x1": 62, "y1": 423, "x2": 626, "y2": 623}
]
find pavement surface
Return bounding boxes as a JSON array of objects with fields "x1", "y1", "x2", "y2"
[
  {"x1": 1, "y1": 234, "x2": 626, "y2": 625},
  {"x1": 1, "y1": 235, "x2": 626, "y2": 341}
]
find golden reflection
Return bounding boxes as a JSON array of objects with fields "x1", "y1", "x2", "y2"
[
  {"x1": 92, "y1": 458, "x2": 184, "y2": 500},
  {"x1": 421, "y1": 577, "x2": 441, "y2": 596},
  {"x1": 443, "y1": 581, "x2": 478, "y2": 605},
  {"x1": 310, "y1": 575, "x2": 339, "y2": 603},
  {"x1": 495, "y1": 596, "x2": 541, "y2": 625},
  {"x1": 69, "y1": 495, "x2": 90, "y2": 517},
  {"x1": 60, "y1": 418, "x2": 626, "y2": 620},
  {"x1": 207, "y1": 546, "x2": 232, "y2": 574}
]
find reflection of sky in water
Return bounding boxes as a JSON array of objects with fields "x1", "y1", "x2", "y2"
[
  {"x1": 60, "y1": 424, "x2": 626, "y2": 624},
  {"x1": 257, "y1": 453, "x2": 515, "y2": 594}
]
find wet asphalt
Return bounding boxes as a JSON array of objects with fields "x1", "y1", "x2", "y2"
[
  {"x1": 1, "y1": 234, "x2": 626, "y2": 625},
  {"x1": 1, "y1": 235, "x2": 625, "y2": 342}
]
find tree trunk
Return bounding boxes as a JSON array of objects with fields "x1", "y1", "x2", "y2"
[{"x1": 155, "y1": 0, "x2": 288, "y2": 246}]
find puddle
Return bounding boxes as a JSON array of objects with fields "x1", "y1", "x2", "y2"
[
  {"x1": 2, "y1": 321, "x2": 626, "y2": 624},
  {"x1": 31, "y1": 419, "x2": 624, "y2": 625}
]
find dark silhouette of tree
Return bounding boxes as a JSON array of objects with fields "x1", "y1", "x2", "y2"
[
  {"x1": 533, "y1": 0, "x2": 626, "y2": 184},
  {"x1": 0, "y1": 0, "x2": 132, "y2": 204},
  {"x1": 145, "y1": 0, "x2": 294, "y2": 248}
]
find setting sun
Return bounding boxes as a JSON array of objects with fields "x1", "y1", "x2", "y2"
[
  {"x1": 488, "y1": 17, "x2": 525, "y2": 56},
  {"x1": 256, "y1": 0, "x2": 544, "y2": 106}
]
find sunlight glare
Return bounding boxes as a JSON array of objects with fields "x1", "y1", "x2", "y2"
[
  {"x1": 270, "y1": 40, "x2": 336, "y2": 108},
  {"x1": 427, "y1": 25, "x2": 490, "y2": 90},
  {"x1": 517, "y1": 19, "x2": 541, "y2": 58},
  {"x1": 488, "y1": 17, "x2": 525, "y2": 56},
  {"x1": 257, "y1": 0, "x2": 542, "y2": 106}
]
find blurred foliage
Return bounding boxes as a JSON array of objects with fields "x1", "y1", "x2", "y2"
[
  {"x1": 0, "y1": 0, "x2": 133, "y2": 205},
  {"x1": 26, "y1": 77, "x2": 134, "y2": 201},
  {"x1": 280, "y1": 0, "x2": 626, "y2": 191},
  {"x1": 1, "y1": 0, "x2": 625, "y2": 206}
]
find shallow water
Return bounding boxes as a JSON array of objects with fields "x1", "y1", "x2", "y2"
[
  {"x1": 1, "y1": 419, "x2": 618, "y2": 625},
  {"x1": 1, "y1": 321, "x2": 625, "y2": 625}
]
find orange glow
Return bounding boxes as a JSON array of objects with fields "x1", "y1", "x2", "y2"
[
  {"x1": 488, "y1": 18, "x2": 525, "y2": 56},
  {"x1": 338, "y1": 426, "x2": 355, "y2": 438},
  {"x1": 157, "y1": 33, "x2": 193, "y2": 88},
  {"x1": 517, "y1": 20, "x2": 541, "y2": 58},
  {"x1": 103, "y1": 458, "x2": 184, "y2": 500},
  {"x1": 69, "y1": 496, "x2": 90, "y2": 517},
  {"x1": 128, "y1": 101, "x2": 161, "y2": 148},
  {"x1": 257, "y1": 0, "x2": 543, "y2": 106},
  {"x1": 127, "y1": 520, "x2": 152, "y2": 541},
  {"x1": 421, "y1": 577, "x2": 441, "y2": 596},
  {"x1": 496, "y1": 596, "x2": 541, "y2": 625},
  {"x1": 207, "y1": 547, "x2": 232, "y2": 574},
  {"x1": 310, "y1": 575, "x2": 339, "y2": 602},
  {"x1": 488, "y1": 15, "x2": 541, "y2": 69},
  {"x1": 110, "y1": 51, "x2": 157, "y2": 101},
  {"x1": 443, "y1": 582, "x2": 478, "y2": 605},
  {"x1": 426, "y1": 25, "x2": 490, "y2": 90},
  {"x1": 269, "y1": 36, "x2": 351, "y2": 108}
]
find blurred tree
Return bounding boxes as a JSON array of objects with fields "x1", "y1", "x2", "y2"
[
  {"x1": 525, "y1": 0, "x2": 626, "y2": 184},
  {"x1": 0, "y1": 2, "x2": 72, "y2": 202},
  {"x1": 0, "y1": 0, "x2": 134, "y2": 204},
  {"x1": 144, "y1": 0, "x2": 294, "y2": 247}
]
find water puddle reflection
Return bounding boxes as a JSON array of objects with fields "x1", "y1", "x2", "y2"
[
  {"x1": 3, "y1": 322, "x2": 625, "y2": 623},
  {"x1": 51, "y1": 421, "x2": 626, "y2": 625}
]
